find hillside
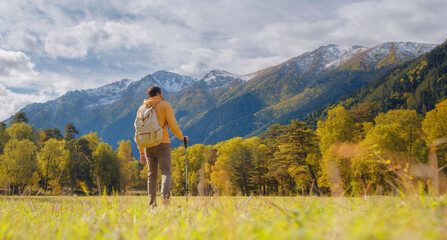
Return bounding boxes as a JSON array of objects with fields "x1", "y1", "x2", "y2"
[
  {"x1": 177, "y1": 42, "x2": 436, "y2": 145},
  {"x1": 305, "y1": 41, "x2": 447, "y2": 126}
]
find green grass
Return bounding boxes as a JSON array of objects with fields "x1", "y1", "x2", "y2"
[{"x1": 1, "y1": 196, "x2": 446, "y2": 239}]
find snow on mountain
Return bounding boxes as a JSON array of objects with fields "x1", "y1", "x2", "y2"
[
  {"x1": 202, "y1": 70, "x2": 239, "y2": 82},
  {"x1": 201, "y1": 70, "x2": 244, "y2": 89},
  {"x1": 364, "y1": 42, "x2": 437, "y2": 63},
  {"x1": 17, "y1": 71, "x2": 197, "y2": 116},
  {"x1": 289, "y1": 44, "x2": 368, "y2": 74},
  {"x1": 81, "y1": 71, "x2": 196, "y2": 108},
  {"x1": 84, "y1": 79, "x2": 133, "y2": 108},
  {"x1": 324, "y1": 45, "x2": 368, "y2": 69},
  {"x1": 151, "y1": 70, "x2": 197, "y2": 92},
  {"x1": 286, "y1": 42, "x2": 436, "y2": 75}
]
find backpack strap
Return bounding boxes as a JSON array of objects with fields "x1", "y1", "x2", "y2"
[
  {"x1": 150, "y1": 102, "x2": 167, "y2": 129},
  {"x1": 140, "y1": 102, "x2": 161, "y2": 126}
]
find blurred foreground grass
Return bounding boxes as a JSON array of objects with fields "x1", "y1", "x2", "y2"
[{"x1": 1, "y1": 196, "x2": 447, "y2": 239}]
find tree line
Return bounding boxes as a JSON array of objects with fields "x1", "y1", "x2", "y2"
[
  {"x1": 0, "y1": 113, "x2": 146, "y2": 195},
  {"x1": 169, "y1": 98, "x2": 447, "y2": 196},
  {"x1": 1, "y1": 98, "x2": 446, "y2": 196}
]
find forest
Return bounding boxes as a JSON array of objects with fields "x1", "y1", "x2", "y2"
[{"x1": 1, "y1": 97, "x2": 446, "y2": 196}]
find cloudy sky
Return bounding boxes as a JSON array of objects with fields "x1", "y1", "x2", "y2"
[{"x1": 1, "y1": 0, "x2": 447, "y2": 121}]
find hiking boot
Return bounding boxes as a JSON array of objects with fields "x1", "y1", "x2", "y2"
[{"x1": 162, "y1": 197, "x2": 170, "y2": 207}]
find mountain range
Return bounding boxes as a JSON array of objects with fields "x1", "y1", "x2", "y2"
[
  {"x1": 306, "y1": 41, "x2": 447, "y2": 126},
  {"x1": 4, "y1": 41, "x2": 437, "y2": 155}
]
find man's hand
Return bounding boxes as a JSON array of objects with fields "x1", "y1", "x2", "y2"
[{"x1": 140, "y1": 152, "x2": 147, "y2": 164}]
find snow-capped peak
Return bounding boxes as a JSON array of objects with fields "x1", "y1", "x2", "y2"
[
  {"x1": 202, "y1": 70, "x2": 240, "y2": 82},
  {"x1": 201, "y1": 70, "x2": 244, "y2": 89},
  {"x1": 81, "y1": 79, "x2": 133, "y2": 108},
  {"x1": 291, "y1": 44, "x2": 368, "y2": 74},
  {"x1": 365, "y1": 42, "x2": 437, "y2": 62},
  {"x1": 288, "y1": 42, "x2": 436, "y2": 74},
  {"x1": 151, "y1": 70, "x2": 197, "y2": 92}
]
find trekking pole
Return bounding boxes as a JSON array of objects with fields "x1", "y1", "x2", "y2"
[{"x1": 184, "y1": 137, "x2": 188, "y2": 202}]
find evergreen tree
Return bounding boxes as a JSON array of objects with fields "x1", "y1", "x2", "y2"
[
  {"x1": 280, "y1": 120, "x2": 321, "y2": 195},
  {"x1": 262, "y1": 124, "x2": 291, "y2": 195},
  {"x1": 64, "y1": 123, "x2": 79, "y2": 141},
  {"x1": 227, "y1": 144, "x2": 255, "y2": 196},
  {"x1": 43, "y1": 128, "x2": 63, "y2": 141},
  {"x1": 66, "y1": 138, "x2": 92, "y2": 194},
  {"x1": 12, "y1": 112, "x2": 28, "y2": 124}
]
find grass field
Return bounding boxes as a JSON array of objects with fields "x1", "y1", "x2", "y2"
[{"x1": 1, "y1": 195, "x2": 446, "y2": 239}]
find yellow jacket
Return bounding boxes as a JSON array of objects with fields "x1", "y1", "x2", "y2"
[{"x1": 137, "y1": 96, "x2": 184, "y2": 154}]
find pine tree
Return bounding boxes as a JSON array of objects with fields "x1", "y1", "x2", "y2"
[
  {"x1": 12, "y1": 112, "x2": 28, "y2": 124},
  {"x1": 64, "y1": 123, "x2": 79, "y2": 141}
]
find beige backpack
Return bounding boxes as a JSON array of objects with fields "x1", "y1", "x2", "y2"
[{"x1": 134, "y1": 103, "x2": 163, "y2": 148}]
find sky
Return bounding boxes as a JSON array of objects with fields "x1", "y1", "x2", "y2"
[{"x1": 1, "y1": 0, "x2": 447, "y2": 121}]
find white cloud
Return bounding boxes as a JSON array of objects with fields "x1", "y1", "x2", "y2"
[
  {"x1": 0, "y1": 69, "x2": 99, "y2": 121},
  {"x1": 0, "y1": 49, "x2": 39, "y2": 88},
  {"x1": 43, "y1": 21, "x2": 151, "y2": 58},
  {"x1": 0, "y1": 83, "x2": 49, "y2": 121},
  {"x1": 6, "y1": 30, "x2": 40, "y2": 52},
  {"x1": 335, "y1": 0, "x2": 447, "y2": 45}
]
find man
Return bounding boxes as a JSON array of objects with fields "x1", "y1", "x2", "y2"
[{"x1": 137, "y1": 86, "x2": 188, "y2": 207}]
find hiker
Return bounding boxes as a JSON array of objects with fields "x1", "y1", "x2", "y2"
[{"x1": 136, "y1": 86, "x2": 188, "y2": 207}]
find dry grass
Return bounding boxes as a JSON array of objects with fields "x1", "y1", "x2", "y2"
[{"x1": 1, "y1": 195, "x2": 446, "y2": 239}]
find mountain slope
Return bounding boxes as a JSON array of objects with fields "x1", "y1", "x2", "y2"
[
  {"x1": 305, "y1": 41, "x2": 447, "y2": 126},
  {"x1": 178, "y1": 42, "x2": 436, "y2": 145},
  {"x1": 7, "y1": 71, "x2": 197, "y2": 152}
]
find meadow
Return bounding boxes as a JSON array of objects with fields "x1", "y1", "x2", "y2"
[{"x1": 1, "y1": 195, "x2": 446, "y2": 240}]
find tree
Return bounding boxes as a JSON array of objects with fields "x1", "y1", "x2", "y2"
[
  {"x1": 171, "y1": 144, "x2": 208, "y2": 196},
  {"x1": 422, "y1": 98, "x2": 447, "y2": 176},
  {"x1": 43, "y1": 128, "x2": 63, "y2": 141},
  {"x1": 210, "y1": 137, "x2": 244, "y2": 195},
  {"x1": 227, "y1": 144, "x2": 254, "y2": 196},
  {"x1": 373, "y1": 109, "x2": 423, "y2": 155},
  {"x1": 280, "y1": 120, "x2": 321, "y2": 194},
  {"x1": 36, "y1": 139, "x2": 70, "y2": 193},
  {"x1": 116, "y1": 140, "x2": 133, "y2": 194},
  {"x1": 316, "y1": 106, "x2": 357, "y2": 152},
  {"x1": 82, "y1": 132, "x2": 102, "y2": 152},
  {"x1": 129, "y1": 160, "x2": 145, "y2": 189},
  {"x1": 92, "y1": 142, "x2": 120, "y2": 194},
  {"x1": 171, "y1": 147, "x2": 186, "y2": 196},
  {"x1": 422, "y1": 98, "x2": 447, "y2": 143},
  {"x1": 66, "y1": 138, "x2": 92, "y2": 194},
  {"x1": 6, "y1": 123, "x2": 34, "y2": 141},
  {"x1": 348, "y1": 102, "x2": 380, "y2": 124},
  {"x1": 316, "y1": 106, "x2": 357, "y2": 195},
  {"x1": 64, "y1": 123, "x2": 79, "y2": 141},
  {"x1": 0, "y1": 125, "x2": 10, "y2": 154},
  {"x1": 0, "y1": 139, "x2": 37, "y2": 194},
  {"x1": 262, "y1": 124, "x2": 292, "y2": 195},
  {"x1": 242, "y1": 137, "x2": 269, "y2": 195},
  {"x1": 12, "y1": 112, "x2": 28, "y2": 124}
]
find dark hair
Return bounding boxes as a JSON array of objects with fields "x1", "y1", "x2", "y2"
[{"x1": 148, "y1": 86, "x2": 162, "y2": 97}]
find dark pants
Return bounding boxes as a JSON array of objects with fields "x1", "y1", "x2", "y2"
[{"x1": 145, "y1": 143, "x2": 171, "y2": 206}]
